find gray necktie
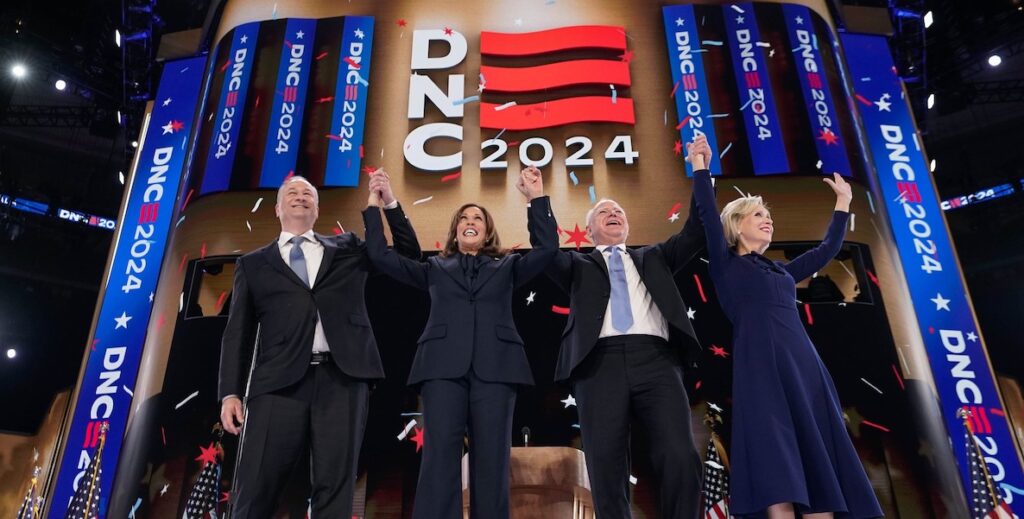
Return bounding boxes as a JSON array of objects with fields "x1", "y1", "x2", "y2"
[{"x1": 288, "y1": 236, "x2": 310, "y2": 287}]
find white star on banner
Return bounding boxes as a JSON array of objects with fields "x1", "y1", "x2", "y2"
[
  {"x1": 354, "y1": 29, "x2": 364, "y2": 39},
  {"x1": 561, "y1": 394, "x2": 576, "y2": 408},
  {"x1": 931, "y1": 293, "x2": 951, "y2": 311},
  {"x1": 875, "y1": 93, "x2": 892, "y2": 112},
  {"x1": 296, "y1": 30, "x2": 305, "y2": 39},
  {"x1": 162, "y1": 98, "x2": 172, "y2": 106},
  {"x1": 736, "y1": 15, "x2": 745, "y2": 24},
  {"x1": 161, "y1": 121, "x2": 175, "y2": 134},
  {"x1": 967, "y1": 331, "x2": 978, "y2": 342},
  {"x1": 115, "y1": 311, "x2": 133, "y2": 329},
  {"x1": 240, "y1": 35, "x2": 248, "y2": 44},
  {"x1": 676, "y1": 17, "x2": 685, "y2": 26},
  {"x1": 795, "y1": 16, "x2": 805, "y2": 24}
]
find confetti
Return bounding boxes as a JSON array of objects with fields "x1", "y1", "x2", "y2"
[
  {"x1": 315, "y1": 51, "x2": 329, "y2": 60},
  {"x1": 493, "y1": 128, "x2": 507, "y2": 140},
  {"x1": 200, "y1": 242, "x2": 208, "y2": 259},
  {"x1": 610, "y1": 84, "x2": 617, "y2": 104},
  {"x1": 343, "y1": 56, "x2": 361, "y2": 69},
  {"x1": 708, "y1": 113, "x2": 730, "y2": 119},
  {"x1": 861, "y1": 420, "x2": 890, "y2": 433},
  {"x1": 441, "y1": 171, "x2": 462, "y2": 182},
  {"x1": 891, "y1": 364, "x2": 905, "y2": 390},
  {"x1": 175, "y1": 391, "x2": 199, "y2": 410},
  {"x1": 732, "y1": 186, "x2": 746, "y2": 198},
  {"x1": 854, "y1": 94, "x2": 873, "y2": 107},
  {"x1": 178, "y1": 253, "x2": 189, "y2": 273},
  {"x1": 667, "y1": 202, "x2": 682, "y2": 218},
  {"x1": 551, "y1": 305, "x2": 570, "y2": 315},
  {"x1": 664, "y1": 110, "x2": 668, "y2": 126},
  {"x1": 354, "y1": 73, "x2": 369, "y2": 86},
  {"x1": 413, "y1": 196, "x2": 434, "y2": 205},
  {"x1": 176, "y1": 215, "x2": 186, "y2": 228},
  {"x1": 719, "y1": 142, "x2": 733, "y2": 159},
  {"x1": 569, "y1": 171, "x2": 579, "y2": 185},
  {"x1": 865, "y1": 190, "x2": 876, "y2": 213},
  {"x1": 755, "y1": 41, "x2": 771, "y2": 48},
  {"x1": 849, "y1": 212, "x2": 855, "y2": 232},
  {"x1": 397, "y1": 419, "x2": 418, "y2": 440},
  {"x1": 246, "y1": 220, "x2": 252, "y2": 232},
  {"x1": 861, "y1": 378, "x2": 883, "y2": 394},
  {"x1": 123, "y1": 385, "x2": 134, "y2": 397},
  {"x1": 629, "y1": 475, "x2": 638, "y2": 485},
  {"x1": 215, "y1": 291, "x2": 228, "y2": 313},
  {"x1": 860, "y1": 77, "x2": 872, "y2": 82},
  {"x1": 866, "y1": 269, "x2": 880, "y2": 287},
  {"x1": 803, "y1": 303, "x2": 813, "y2": 325},
  {"x1": 739, "y1": 97, "x2": 754, "y2": 111},
  {"x1": 336, "y1": 221, "x2": 345, "y2": 233},
  {"x1": 675, "y1": 115, "x2": 692, "y2": 130},
  {"x1": 452, "y1": 95, "x2": 480, "y2": 106},
  {"x1": 526, "y1": 291, "x2": 536, "y2": 305},
  {"x1": 561, "y1": 394, "x2": 576, "y2": 407},
  {"x1": 588, "y1": 185, "x2": 596, "y2": 203},
  {"x1": 669, "y1": 80, "x2": 681, "y2": 98},
  {"x1": 494, "y1": 101, "x2": 517, "y2": 111},
  {"x1": 400, "y1": 412, "x2": 423, "y2": 417},
  {"x1": 730, "y1": 4, "x2": 745, "y2": 13},
  {"x1": 815, "y1": 159, "x2": 823, "y2": 169},
  {"x1": 180, "y1": 188, "x2": 194, "y2": 211},
  {"x1": 693, "y1": 274, "x2": 708, "y2": 303},
  {"x1": 129, "y1": 498, "x2": 142, "y2": 518},
  {"x1": 702, "y1": 40, "x2": 724, "y2": 46}
]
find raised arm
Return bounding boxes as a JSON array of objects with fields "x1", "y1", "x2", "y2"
[
  {"x1": 782, "y1": 173, "x2": 852, "y2": 282},
  {"x1": 655, "y1": 191, "x2": 706, "y2": 273},
  {"x1": 687, "y1": 137, "x2": 731, "y2": 266},
  {"x1": 362, "y1": 172, "x2": 429, "y2": 289},
  {"x1": 512, "y1": 166, "x2": 558, "y2": 288},
  {"x1": 383, "y1": 203, "x2": 422, "y2": 260}
]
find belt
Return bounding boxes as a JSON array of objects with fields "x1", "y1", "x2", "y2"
[{"x1": 310, "y1": 351, "x2": 332, "y2": 365}]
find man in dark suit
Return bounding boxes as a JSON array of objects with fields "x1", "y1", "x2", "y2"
[
  {"x1": 546, "y1": 140, "x2": 713, "y2": 518},
  {"x1": 219, "y1": 172, "x2": 420, "y2": 518}
]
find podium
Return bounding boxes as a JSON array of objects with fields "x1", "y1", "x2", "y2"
[{"x1": 462, "y1": 447, "x2": 594, "y2": 518}]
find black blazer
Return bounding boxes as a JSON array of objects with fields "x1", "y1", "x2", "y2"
[
  {"x1": 546, "y1": 195, "x2": 705, "y2": 382},
  {"x1": 362, "y1": 197, "x2": 558, "y2": 386},
  {"x1": 218, "y1": 204, "x2": 422, "y2": 400}
]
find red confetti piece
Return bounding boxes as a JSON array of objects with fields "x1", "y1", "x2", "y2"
[
  {"x1": 710, "y1": 345, "x2": 729, "y2": 358},
  {"x1": 673, "y1": 140, "x2": 683, "y2": 155},
  {"x1": 161, "y1": 426, "x2": 167, "y2": 445},
  {"x1": 669, "y1": 80, "x2": 681, "y2": 98},
  {"x1": 200, "y1": 242, "x2": 207, "y2": 259},
  {"x1": 854, "y1": 94, "x2": 873, "y2": 107},
  {"x1": 551, "y1": 305, "x2": 570, "y2": 315},
  {"x1": 343, "y1": 56, "x2": 361, "y2": 69},
  {"x1": 891, "y1": 364, "x2": 905, "y2": 390},
  {"x1": 285, "y1": 170, "x2": 295, "y2": 181},
  {"x1": 928, "y1": 326, "x2": 935, "y2": 334},
  {"x1": 284, "y1": 39, "x2": 293, "y2": 48},
  {"x1": 396, "y1": 19, "x2": 408, "y2": 27},
  {"x1": 333, "y1": 227, "x2": 343, "y2": 235},
  {"x1": 507, "y1": 140, "x2": 521, "y2": 147},
  {"x1": 667, "y1": 202, "x2": 682, "y2": 218},
  {"x1": 92, "y1": 339, "x2": 99, "y2": 351},
  {"x1": 619, "y1": 49, "x2": 634, "y2": 63},
  {"x1": 180, "y1": 188, "x2": 194, "y2": 211},
  {"x1": 359, "y1": 145, "x2": 364, "y2": 158},
  {"x1": 693, "y1": 274, "x2": 708, "y2": 303},
  {"x1": 219, "y1": 59, "x2": 230, "y2": 72},
  {"x1": 178, "y1": 253, "x2": 189, "y2": 273},
  {"x1": 861, "y1": 420, "x2": 890, "y2": 432},
  {"x1": 563, "y1": 223, "x2": 591, "y2": 249},
  {"x1": 695, "y1": 380, "x2": 702, "y2": 390},
  {"x1": 441, "y1": 171, "x2": 462, "y2": 182},
  {"x1": 316, "y1": 96, "x2": 334, "y2": 103},
  {"x1": 326, "y1": 134, "x2": 343, "y2": 141},
  {"x1": 866, "y1": 269, "x2": 880, "y2": 287},
  {"x1": 254, "y1": 96, "x2": 260, "y2": 108},
  {"x1": 156, "y1": 314, "x2": 166, "y2": 330},
  {"x1": 556, "y1": 226, "x2": 563, "y2": 235},
  {"x1": 220, "y1": 492, "x2": 230, "y2": 503},
  {"x1": 803, "y1": 303, "x2": 813, "y2": 325},
  {"x1": 363, "y1": 165, "x2": 377, "y2": 175},
  {"x1": 443, "y1": 27, "x2": 454, "y2": 36},
  {"x1": 434, "y1": 241, "x2": 442, "y2": 249},
  {"x1": 410, "y1": 426, "x2": 425, "y2": 451},
  {"x1": 215, "y1": 291, "x2": 228, "y2": 313},
  {"x1": 991, "y1": 408, "x2": 1006, "y2": 417},
  {"x1": 675, "y1": 115, "x2": 691, "y2": 131},
  {"x1": 315, "y1": 51, "x2": 329, "y2": 60}
]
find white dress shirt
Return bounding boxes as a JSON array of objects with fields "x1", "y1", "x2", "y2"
[
  {"x1": 596, "y1": 244, "x2": 669, "y2": 340},
  {"x1": 278, "y1": 230, "x2": 330, "y2": 353}
]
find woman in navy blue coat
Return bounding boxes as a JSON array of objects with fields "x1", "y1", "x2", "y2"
[
  {"x1": 361, "y1": 167, "x2": 558, "y2": 519},
  {"x1": 687, "y1": 136, "x2": 882, "y2": 519}
]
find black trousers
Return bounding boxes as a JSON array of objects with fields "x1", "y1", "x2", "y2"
[
  {"x1": 573, "y1": 335, "x2": 702, "y2": 519},
  {"x1": 231, "y1": 362, "x2": 369, "y2": 519},
  {"x1": 413, "y1": 371, "x2": 517, "y2": 519}
]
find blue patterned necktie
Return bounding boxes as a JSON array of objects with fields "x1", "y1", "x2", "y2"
[
  {"x1": 289, "y1": 236, "x2": 310, "y2": 287},
  {"x1": 608, "y1": 246, "x2": 634, "y2": 332}
]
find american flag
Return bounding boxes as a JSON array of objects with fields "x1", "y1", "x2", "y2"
[
  {"x1": 702, "y1": 432, "x2": 730, "y2": 519},
  {"x1": 64, "y1": 423, "x2": 107, "y2": 519},
  {"x1": 960, "y1": 408, "x2": 1014, "y2": 519},
  {"x1": 182, "y1": 443, "x2": 223, "y2": 519},
  {"x1": 16, "y1": 466, "x2": 43, "y2": 519}
]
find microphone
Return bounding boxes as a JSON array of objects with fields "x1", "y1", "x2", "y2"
[{"x1": 521, "y1": 426, "x2": 531, "y2": 447}]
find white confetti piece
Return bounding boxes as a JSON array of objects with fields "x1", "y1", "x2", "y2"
[
  {"x1": 246, "y1": 220, "x2": 252, "y2": 232},
  {"x1": 176, "y1": 215, "x2": 186, "y2": 228},
  {"x1": 732, "y1": 186, "x2": 747, "y2": 198},
  {"x1": 400, "y1": 412, "x2": 423, "y2": 417},
  {"x1": 129, "y1": 498, "x2": 142, "y2": 518},
  {"x1": 739, "y1": 97, "x2": 754, "y2": 111},
  {"x1": 705, "y1": 460, "x2": 725, "y2": 470},
  {"x1": 730, "y1": 4, "x2": 745, "y2": 13},
  {"x1": 816, "y1": 159, "x2": 823, "y2": 169},
  {"x1": 494, "y1": 128, "x2": 507, "y2": 141},
  {"x1": 495, "y1": 101, "x2": 517, "y2": 111},
  {"x1": 702, "y1": 40, "x2": 724, "y2": 46},
  {"x1": 719, "y1": 142, "x2": 733, "y2": 159},
  {"x1": 865, "y1": 190, "x2": 876, "y2": 213},
  {"x1": 251, "y1": 197, "x2": 264, "y2": 212},
  {"x1": 755, "y1": 41, "x2": 771, "y2": 48},
  {"x1": 179, "y1": 292, "x2": 184, "y2": 313},
  {"x1": 453, "y1": 95, "x2": 480, "y2": 106},
  {"x1": 860, "y1": 77, "x2": 872, "y2": 82},
  {"x1": 861, "y1": 377, "x2": 883, "y2": 394},
  {"x1": 123, "y1": 385, "x2": 134, "y2": 397},
  {"x1": 708, "y1": 113, "x2": 730, "y2": 119},
  {"x1": 849, "y1": 212, "x2": 855, "y2": 232},
  {"x1": 413, "y1": 196, "x2": 434, "y2": 205},
  {"x1": 838, "y1": 261, "x2": 857, "y2": 281},
  {"x1": 175, "y1": 391, "x2": 199, "y2": 410},
  {"x1": 663, "y1": 110, "x2": 668, "y2": 126},
  {"x1": 397, "y1": 419, "x2": 418, "y2": 440},
  {"x1": 588, "y1": 185, "x2": 597, "y2": 203},
  {"x1": 629, "y1": 475, "x2": 638, "y2": 485}
]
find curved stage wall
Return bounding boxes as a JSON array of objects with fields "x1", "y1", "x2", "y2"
[{"x1": 41, "y1": 1, "x2": 1023, "y2": 517}]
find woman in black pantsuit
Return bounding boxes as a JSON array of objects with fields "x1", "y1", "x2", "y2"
[{"x1": 361, "y1": 166, "x2": 558, "y2": 519}]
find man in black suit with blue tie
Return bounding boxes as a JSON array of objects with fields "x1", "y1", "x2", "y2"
[
  {"x1": 546, "y1": 140, "x2": 712, "y2": 518},
  {"x1": 218, "y1": 172, "x2": 420, "y2": 518}
]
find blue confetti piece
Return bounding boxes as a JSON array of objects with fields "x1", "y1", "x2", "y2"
[
  {"x1": 702, "y1": 40, "x2": 724, "y2": 46},
  {"x1": 719, "y1": 142, "x2": 734, "y2": 159},
  {"x1": 610, "y1": 86, "x2": 617, "y2": 104},
  {"x1": 400, "y1": 412, "x2": 423, "y2": 417},
  {"x1": 129, "y1": 498, "x2": 142, "y2": 518},
  {"x1": 569, "y1": 171, "x2": 579, "y2": 185},
  {"x1": 739, "y1": 97, "x2": 754, "y2": 111},
  {"x1": 176, "y1": 215, "x2": 186, "y2": 228},
  {"x1": 812, "y1": 34, "x2": 819, "y2": 50},
  {"x1": 494, "y1": 128, "x2": 507, "y2": 141},
  {"x1": 355, "y1": 73, "x2": 369, "y2": 87},
  {"x1": 453, "y1": 95, "x2": 480, "y2": 106},
  {"x1": 588, "y1": 185, "x2": 596, "y2": 203}
]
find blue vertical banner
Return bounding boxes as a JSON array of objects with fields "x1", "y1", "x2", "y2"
[
  {"x1": 723, "y1": 2, "x2": 789, "y2": 175},
  {"x1": 662, "y1": 5, "x2": 721, "y2": 176},
  {"x1": 200, "y1": 22, "x2": 260, "y2": 195},
  {"x1": 260, "y1": 18, "x2": 317, "y2": 188},
  {"x1": 48, "y1": 56, "x2": 207, "y2": 518},
  {"x1": 324, "y1": 16, "x2": 375, "y2": 187},
  {"x1": 842, "y1": 33, "x2": 1024, "y2": 506},
  {"x1": 783, "y1": 5, "x2": 851, "y2": 177}
]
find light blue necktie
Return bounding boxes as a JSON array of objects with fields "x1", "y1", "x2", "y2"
[
  {"x1": 608, "y1": 247, "x2": 633, "y2": 332},
  {"x1": 289, "y1": 236, "x2": 310, "y2": 287}
]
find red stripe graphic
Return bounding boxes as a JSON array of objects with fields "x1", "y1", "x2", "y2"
[
  {"x1": 745, "y1": 71, "x2": 761, "y2": 88},
  {"x1": 807, "y1": 72, "x2": 822, "y2": 89},
  {"x1": 481, "y1": 26, "x2": 626, "y2": 56},
  {"x1": 480, "y1": 97, "x2": 635, "y2": 130},
  {"x1": 284, "y1": 86, "x2": 298, "y2": 102},
  {"x1": 682, "y1": 74, "x2": 697, "y2": 90},
  {"x1": 480, "y1": 60, "x2": 631, "y2": 93},
  {"x1": 226, "y1": 91, "x2": 238, "y2": 107},
  {"x1": 897, "y1": 181, "x2": 921, "y2": 203},
  {"x1": 345, "y1": 84, "x2": 359, "y2": 101}
]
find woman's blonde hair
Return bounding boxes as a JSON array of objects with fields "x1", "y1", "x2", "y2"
[{"x1": 720, "y1": 196, "x2": 769, "y2": 249}]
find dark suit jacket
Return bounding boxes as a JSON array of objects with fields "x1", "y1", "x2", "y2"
[
  {"x1": 218, "y1": 204, "x2": 421, "y2": 401},
  {"x1": 362, "y1": 197, "x2": 558, "y2": 386},
  {"x1": 546, "y1": 195, "x2": 705, "y2": 382}
]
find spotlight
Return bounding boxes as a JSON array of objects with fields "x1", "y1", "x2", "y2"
[
  {"x1": 10, "y1": 63, "x2": 27, "y2": 79},
  {"x1": 988, "y1": 55, "x2": 1002, "y2": 67},
  {"x1": 924, "y1": 11, "x2": 934, "y2": 28},
  {"x1": 5, "y1": 348, "x2": 15, "y2": 359},
  {"x1": 930, "y1": 159, "x2": 936, "y2": 172},
  {"x1": 927, "y1": 93, "x2": 935, "y2": 109},
  {"x1": 55, "y1": 79, "x2": 67, "y2": 91}
]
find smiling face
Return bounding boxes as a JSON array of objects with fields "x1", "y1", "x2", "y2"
[
  {"x1": 737, "y1": 204, "x2": 773, "y2": 252},
  {"x1": 275, "y1": 177, "x2": 319, "y2": 232},
  {"x1": 456, "y1": 206, "x2": 486, "y2": 252},
  {"x1": 587, "y1": 199, "x2": 629, "y2": 246}
]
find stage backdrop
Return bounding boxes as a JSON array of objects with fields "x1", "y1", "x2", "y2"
[{"x1": 43, "y1": 1, "x2": 1021, "y2": 517}]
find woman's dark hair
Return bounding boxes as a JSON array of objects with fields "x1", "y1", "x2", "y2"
[{"x1": 439, "y1": 203, "x2": 508, "y2": 258}]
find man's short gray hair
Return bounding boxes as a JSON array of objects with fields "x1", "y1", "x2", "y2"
[
  {"x1": 277, "y1": 175, "x2": 319, "y2": 205},
  {"x1": 585, "y1": 198, "x2": 623, "y2": 228}
]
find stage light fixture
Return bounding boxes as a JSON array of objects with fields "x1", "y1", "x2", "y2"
[
  {"x1": 5, "y1": 349, "x2": 15, "y2": 359},
  {"x1": 988, "y1": 55, "x2": 1002, "y2": 67},
  {"x1": 10, "y1": 63, "x2": 27, "y2": 79},
  {"x1": 930, "y1": 159, "x2": 936, "y2": 172},
  {"x1": 924, "y1": 11, "x2": 933, "y2": 28},
  {"x1": 55, "y1": 79, "x2": 67, "y2": 91},
  {"x1": 927, "y1": 93, "x2": 935, "y2": 109}
]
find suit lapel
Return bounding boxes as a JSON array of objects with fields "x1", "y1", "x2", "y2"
[
  {"x1": 313, "y1": 233, "x2": 336, "y2": 287},
  {"x1": 437, "y1": 255, "x2": 471, "y2": 292},
  {"x1": 471, "y1": 255, "x2": 500, "y2": 294},
  {"x1": 588, "y1": 248, "x2": 609, "y2": 277},
  {"x1": 262, "y1": 240, "x2": 308, "y2": 289}
]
